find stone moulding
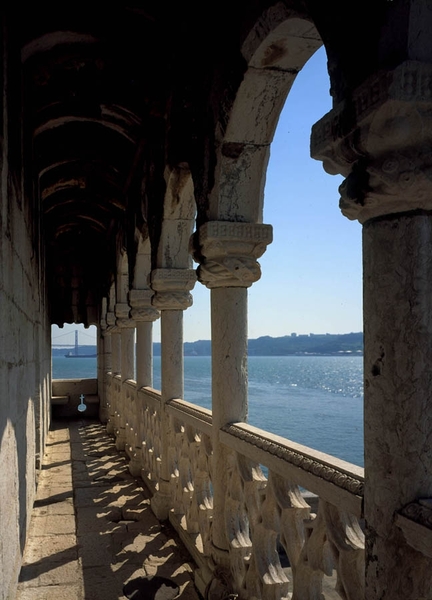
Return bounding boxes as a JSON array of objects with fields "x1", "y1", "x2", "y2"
[
  {"x1": 396, "y1": 500, "x2": 432, "y2": 559},
  {"x1": 400, "y1": 501, "x2": 432, "y2": 529},
  {"x1": 221, "y1": 422, "x2": 364, "y2": 512},
  {"x1": 137, "y1": 386, "x2": 162, "y2": 411},
  {"x1": 167, "y1": 398, "x2": 213, "y2": 437}
]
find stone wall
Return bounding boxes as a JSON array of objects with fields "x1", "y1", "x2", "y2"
[{"x1": 0, "y1": 28, "x2": 51, "y2": 600}]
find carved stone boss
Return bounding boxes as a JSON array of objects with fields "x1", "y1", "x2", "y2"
[
  {"x1": 311, "y1": 60, "x2": 432, "y2": 223},
  {"x1": 193, "y1": 221, "x2": 273, "y2": 288}
]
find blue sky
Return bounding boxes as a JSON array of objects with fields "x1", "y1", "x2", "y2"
[{"x1": 52, "y1": 46, "x2": 363, "y2": 347}]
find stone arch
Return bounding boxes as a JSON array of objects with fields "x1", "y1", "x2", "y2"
[
  {"x1": 156, "y1": 163, "x2": 196, "y2": 269},
  {"x1": 207, "y1": 4, "x2": 323, "y2": 224},
  {"x1": 116, "y1": 250, "x2": 130, "y2": 304},
  {"x1": 132, "y1": 234, "x2": 152, "y2": 290}
]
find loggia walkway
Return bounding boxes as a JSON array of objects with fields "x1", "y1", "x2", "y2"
[{"x1": 15, "y1": 419, "x2": 201, "y2": 600}]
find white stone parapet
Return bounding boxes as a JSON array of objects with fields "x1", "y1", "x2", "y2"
[
  {"x1": 193, "y1": 221, "x2": 273, "y2": 288},
  {"x1": 149, "y1": 268, "x2": 196, "y2": 310},
  {"x1": 106, "y1": 373, "x2": 367, "y2": 600},
  {"x1": 311, "y1": 60, "x2": 432, "y2": 224}
]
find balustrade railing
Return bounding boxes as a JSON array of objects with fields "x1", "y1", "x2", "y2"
[{"x1": 105, "y1": 372, "x2": 365, "y2": 600}]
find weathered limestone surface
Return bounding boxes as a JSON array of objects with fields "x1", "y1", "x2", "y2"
[
  {"x1": 363, "y1": 215, "x2": 432, "y2": 599},
  {"x1": 0, "y1": 40, "x2": 51, "y2": 600},
  {"x1": 3, "y1": 3, "x2": 432, "y2": 599}
]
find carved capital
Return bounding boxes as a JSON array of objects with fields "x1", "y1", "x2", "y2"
[
  {"x1": 104, "y1": 310, "x2": 119, "y2": 333},
  {"x1": 129, "y1": 289, "x2": 160, "y2": 322},
  {"x1": 311, "y1": 61, "x2": 432, "y2": 223},
  {"x1": 115, "y1": 303, "x2": 135, "y2": 328},
  {"x1": 193, "y1": 221, "x2": 272, "y2": 288},
  {"x1": 150, "y1": 268, "x2": 196, "y2": 311}
]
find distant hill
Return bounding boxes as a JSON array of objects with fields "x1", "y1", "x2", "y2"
[
  {"x1": 156, "y1": 332, "x2": 363, "y2": 357},
  {"x1": 52, "y1": 333, "x2": 364, "y2": 358}
]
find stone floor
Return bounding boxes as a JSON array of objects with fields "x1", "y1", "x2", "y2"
[{"x1": 15, "y1": 420, "x2": 202, "y2": 600}]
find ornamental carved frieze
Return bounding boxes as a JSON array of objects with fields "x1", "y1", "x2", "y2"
[
  {"x1": 115, "y1": 302, "x2": 135, "y2": 328},
  {"x1": 129, "y1": 289, "x2": 160, "y2": 322},
  {"x1": 222, "y1": 423, "x2": 364, "y2": 497},
  {"x1": 149, "y1": 268, "x2": 196, "y2": 311},
  {"x1": 311, "y1": 61, "x2": 432, "y2": 223},
  {"x1": 192, "y1": 221, "x2": 273, "y2": 288}
]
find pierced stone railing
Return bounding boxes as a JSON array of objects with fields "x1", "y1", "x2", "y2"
[
  {"x1": 166, "y1": 398, "x2": 214, "y2": 580},
  {"x1": 106, "y1": 373, "x2": 364, "y2": 600},
  {"x1": 220, "y1": 423, "x2": 364, "y2": 600},
  {"x1": 138, "y1": 386, "x2": 163, "y2": 493},
  {"x1": 123, "y1": 380, "x2": 141, "y2": 476}
]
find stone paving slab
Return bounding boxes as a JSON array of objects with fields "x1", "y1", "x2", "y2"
[{"x1": 16, "y1": 420, "x2": 202, "y2": 600}]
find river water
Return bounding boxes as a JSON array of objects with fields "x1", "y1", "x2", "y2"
[{"x1": 52, "y1": 354, "x2": 364, "y2": 466}]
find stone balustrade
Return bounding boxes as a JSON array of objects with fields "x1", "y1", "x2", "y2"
[
  {"x1": 104, "y1": 371, "x2": 366, "y2": 600},
  {"x1": 138, "y1": 386, "x2": 163, "y2": 493},
  {"x1": 220, "y1": 423, "x2": 364, "y2": 600}
]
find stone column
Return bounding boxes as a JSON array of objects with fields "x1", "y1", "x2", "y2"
[
  {"x1": 311, "y1": 61, "x2": 432, "y2": 599},
  {"x1": 115, "y1": 303, "x2": 135, "y2": 382},
  {"x1": 128, "y1": 289, "x2": 160, "y2": 476},
  {"x1": 129, "y1": 289, "x2": 160, "y2": 389},
  {"x1": 148, "y1": 268, "x2": 196, "y2": 519},
  {"x1": 193, "y1": 221, "x2": 272, "y2": 554},
  {"x1": 105, "y1": 309, "x2": 118, "y2": 434},
  {"x1": 114, "y1": 303, "x2": 135, "y2": 451},
  {"x1": 98, "y1": 306, "x2": 112, "y2": 424},
  {"x1": 109, "y1": 304, "x2": 121, "y2": 378}
]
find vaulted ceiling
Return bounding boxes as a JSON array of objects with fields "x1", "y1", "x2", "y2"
[
  {"x1": 20, "y1": 6, "x2": 174, "y2": 326},
  {"x1": 14, "y1": 1, "x2": 385, "y2": 327}
]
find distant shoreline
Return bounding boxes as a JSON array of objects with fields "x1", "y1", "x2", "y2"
[{"x1": 52, "y1": 332, "x2": 363, "y2": 358}]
